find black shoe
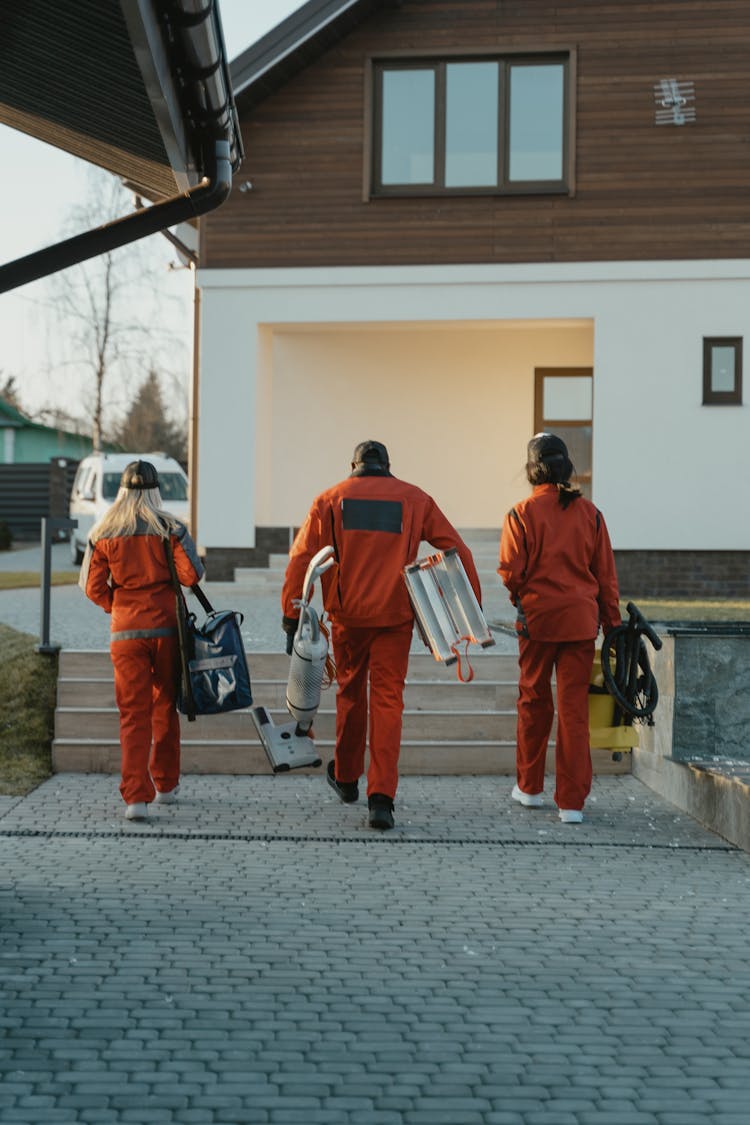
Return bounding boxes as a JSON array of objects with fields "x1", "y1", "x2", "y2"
[
  {"x1": 368, "y1": 793, "x2": 395, "y2": 830},
  {"x1": 326, "y1": 760, "x2": 359, "y2": 803}
]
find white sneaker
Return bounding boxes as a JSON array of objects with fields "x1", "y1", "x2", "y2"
[
  {"x1": 559, "y1": 808, "x2": 583, "y2": 824},
  {"x1": 511, "y1": 783, "x2": 544, "y2": 808},
  {"x1": 125, "y1": 802, "x2": 149, "y2": 820},
  {"x1": 154, "y1": 784, "x2": 180, "y2": 804}
]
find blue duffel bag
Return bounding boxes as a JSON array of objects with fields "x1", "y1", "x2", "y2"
[{"x1": 180, "y1": 608, "x2": 253, "y2": 718}]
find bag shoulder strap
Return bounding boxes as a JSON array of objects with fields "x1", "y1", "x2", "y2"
[
  {"x1": 163, "y1": 535, "x2": 197, "y2": 722},
  {"x1": 164, "y1": 534, "x2": 214, "y2": 614}
]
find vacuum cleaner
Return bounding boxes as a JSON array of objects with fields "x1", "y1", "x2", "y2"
[{"x1": 251, "y1": 544, "x2": 335, "y2": 772}]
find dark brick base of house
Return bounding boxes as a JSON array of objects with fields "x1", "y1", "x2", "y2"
[
  {"x1": 203, "y1": 527, "x2": 296, "y2": 581},
  {"x1": 205, "y1": 531, "x2": 748, "y2": 599},
  {"x1": 615, "y1": 550, "x2": 750, "y2": 599}
]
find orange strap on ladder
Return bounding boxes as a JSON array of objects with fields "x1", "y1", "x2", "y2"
[{"x1": 450, "y1": 637, "x2": 475, "y2": 683}]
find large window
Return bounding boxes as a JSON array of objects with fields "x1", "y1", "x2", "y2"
[{"x1": 372, "y1": 53, "x2": 571, "y2": 196}]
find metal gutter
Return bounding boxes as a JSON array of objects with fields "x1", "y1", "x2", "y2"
[
  {"x1": 0, "y1": 139, "x2": 231, "y2": 294},
  {"x1": 165, "y1": 0, "x2": 243, "y2": 173},
  {"x1": 0, "y1": 0, "x2": 242, "y2": 293}
]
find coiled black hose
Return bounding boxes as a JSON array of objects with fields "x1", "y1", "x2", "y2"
[{"x1": 601, "y1": 601, "x2": 662, "y2": 724}]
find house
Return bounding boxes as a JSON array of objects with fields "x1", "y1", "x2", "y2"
[
  {"x1": 0, "y1": 396, "x2": 105, "y2": 539},
  {"x1": 194, "y1": 0, "x2": 750, "y2": 595},
  {"x1": 0, "y1": 397, "x2": 94, "y2": 464}
]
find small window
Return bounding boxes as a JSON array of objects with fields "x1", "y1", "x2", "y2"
[
  {"x1": 372, "y1": 53, "x2": 571, "y2": 196},
  {"x1": 703, "y1": 338, "x2": 742, "y2": 405}
]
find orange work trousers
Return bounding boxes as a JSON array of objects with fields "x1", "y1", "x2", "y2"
[
  {"x1": 331, "y1": 620, "x2": 413, "y2": 799},
  {"x1": 111, "y1": 634, "x2": 181, "y2": 805},
  {"x1": 516, "y1": 636, "x2": 596, "y2": 812}
]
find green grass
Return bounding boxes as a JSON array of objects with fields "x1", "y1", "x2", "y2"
[
  {"x1": 494, "y1": 598, "x2": 750, "y2": 629},
  {"x1": 0, "y1": 624, "x2": 57, "y2": 795},
  {"x1": 622, "y1": 597, "x2": 750, "y2": 623},
  {"x1": 0, "y1": 572, "x2": 80, "y2": 590}
]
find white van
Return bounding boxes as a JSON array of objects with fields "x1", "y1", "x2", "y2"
[{"x1": 69, "y1": 451, "x2": 189, "y2": 563}]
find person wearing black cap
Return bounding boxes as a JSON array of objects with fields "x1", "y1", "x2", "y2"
[
  {"x1": 498, "y1": 433, "x2": 621, "y2": 823},
  {"x1": 281, "y1": 440, "x2": 481, "y2": 829},
  {"x1": 80, "y1": 460, "x2": 204, "y2": 820}
]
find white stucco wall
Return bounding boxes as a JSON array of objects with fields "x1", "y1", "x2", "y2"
[
  {"x1": 264, "y1": 321, "x2": 592, "y2": 529},
  {"x1": 196, "y1": 261, "x2": 750, "y2": 551},
  {"x1": 196, "y1": 287, "x2": 257, "y2": 547}
]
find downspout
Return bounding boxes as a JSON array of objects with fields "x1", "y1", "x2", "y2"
[
  {"x1": 189, "y1": 283, "x2": 201, "y2": 537},
  {"x1": 0, "y1": 138, "x2": 231, "y2": 294}
]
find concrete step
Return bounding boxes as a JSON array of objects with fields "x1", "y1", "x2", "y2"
[
  {"x1": 58, "y1": 649, "x2": 520, "y2": 680},
  {"x1": 233, "y1": 563, "x2": 503, "y2": 586},
  {"x1": 52, "y1": 648, "x2": 630, "y2": 778},
  {"x1": 57, "y1": 676, "x2": 521, "y2": 710},
  {"x1": 50, "y1": 738, "x2": 628, "y2": 777},
  {"x1": 233, "y1": 536, "x2": 503, "y2": 587},
  {"x1": 54, "y1": 705, "x2": 522, "y2": 742}
]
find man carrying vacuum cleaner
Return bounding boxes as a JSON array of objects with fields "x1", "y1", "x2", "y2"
[{"x1": 281, "y1": 440, "x2": 482, "y2": 830}]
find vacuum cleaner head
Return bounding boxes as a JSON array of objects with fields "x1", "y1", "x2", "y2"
[
  {"x1": 251, "y1": 705, "x2": 323, "y2": 773},
  {"x1": 253, "y1": 544, "x2": 336, "y2": 774}
]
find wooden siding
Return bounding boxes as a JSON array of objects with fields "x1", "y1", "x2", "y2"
[{"x1": 204, "y1": 0, "x2": 750, "y2": 267}]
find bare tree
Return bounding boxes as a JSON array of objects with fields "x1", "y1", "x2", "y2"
[{"x1": 48, "y1": 169, "x2": 192, "y2": 450}]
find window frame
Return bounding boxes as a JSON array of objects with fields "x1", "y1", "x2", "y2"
[
  {"x1": 366, "y1": 47, "x2": 575, "y2": 200},
  {"x1": 534, "y1": 366, "x2": 593, "y2": 494},
  {"x1": 702, "y1": 337, "x2": 743, "y2": 405}
]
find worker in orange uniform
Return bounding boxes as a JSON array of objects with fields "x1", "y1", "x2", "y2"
[
  {"x1": 281, "y1": 440, "x2": 481, "y2": 830},
  {"x1": 498, "y1": 433, "x2": 621, "y2": 824},
  {"x1": 80, "y1": 460, "x2": 204, "y2": 820}
]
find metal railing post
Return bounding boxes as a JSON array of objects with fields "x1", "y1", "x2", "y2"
[{"x1": 37, "y1": 517, "x2": 78, "y2": 655}]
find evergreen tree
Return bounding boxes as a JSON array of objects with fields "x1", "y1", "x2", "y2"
[
  {"x1": 113, "y1": 370, "x2": 187, "y2": 462},
  {"x1": 0, "y1": 375, "x2": 23, "y2": 412}
]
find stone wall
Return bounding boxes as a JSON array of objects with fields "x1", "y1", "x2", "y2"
[
  {"x1": 670, "y1": 630, "x2": 750, "y2": 762},
  {"x1": 634, "y1": 629, "x2": 750, "y2": 851}
]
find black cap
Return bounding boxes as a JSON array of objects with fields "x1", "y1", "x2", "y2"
[
  {"x1": 352, "y1": 440, "x2": 390, "y2": 470},
  {"x1": 527, "y1": 432, "x2": 569, "y2": 465},
  {"x1": 120, "y1": 459, "x2": 160, "y2": 490}
]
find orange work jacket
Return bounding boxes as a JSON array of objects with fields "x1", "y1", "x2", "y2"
[
  {"x1": 81, "y1": 522, "x2": 204, "y2": 641},
  {"x1": 498, "y1": 484, "x2": 621, "y2": 642},
  {"x1": 282, "y1": 471, "x2": 482, "y2": 629}
]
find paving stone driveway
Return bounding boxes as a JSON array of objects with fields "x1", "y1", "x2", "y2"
[{"x1": 2, "y1": 774, "x2": 750, "y2": 1125}]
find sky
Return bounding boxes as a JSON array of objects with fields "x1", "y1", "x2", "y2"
[{"x1": 0, "y1": 0, "x2": 305, "y2": 423}]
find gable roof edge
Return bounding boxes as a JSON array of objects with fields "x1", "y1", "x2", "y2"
[{"x1": 230, "y1": 0, "x2": 370, "y2": 97}]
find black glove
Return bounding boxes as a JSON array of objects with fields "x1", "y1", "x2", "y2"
[{"x1": 282, "y1": 615, "x2": 298, "y2": 656}]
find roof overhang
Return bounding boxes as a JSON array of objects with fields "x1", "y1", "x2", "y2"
[
  {"x1": 1, "y1": 0, "x2": 242, "y2": 198},
  {"x1": 0, "y1": 0, "x2": 244, "y2": 291}
]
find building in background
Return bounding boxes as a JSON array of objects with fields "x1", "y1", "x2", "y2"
[
  {"x1": 194, "y1": 0, "x2": 749, "y2": 596},
  {"x1": 0, "y1": 398, "x2": 94, "y2": 464}
]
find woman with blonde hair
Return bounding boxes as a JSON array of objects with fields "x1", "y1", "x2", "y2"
[{"x1": 79, "y1": 459, "x2": 204, "y2": 820}]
